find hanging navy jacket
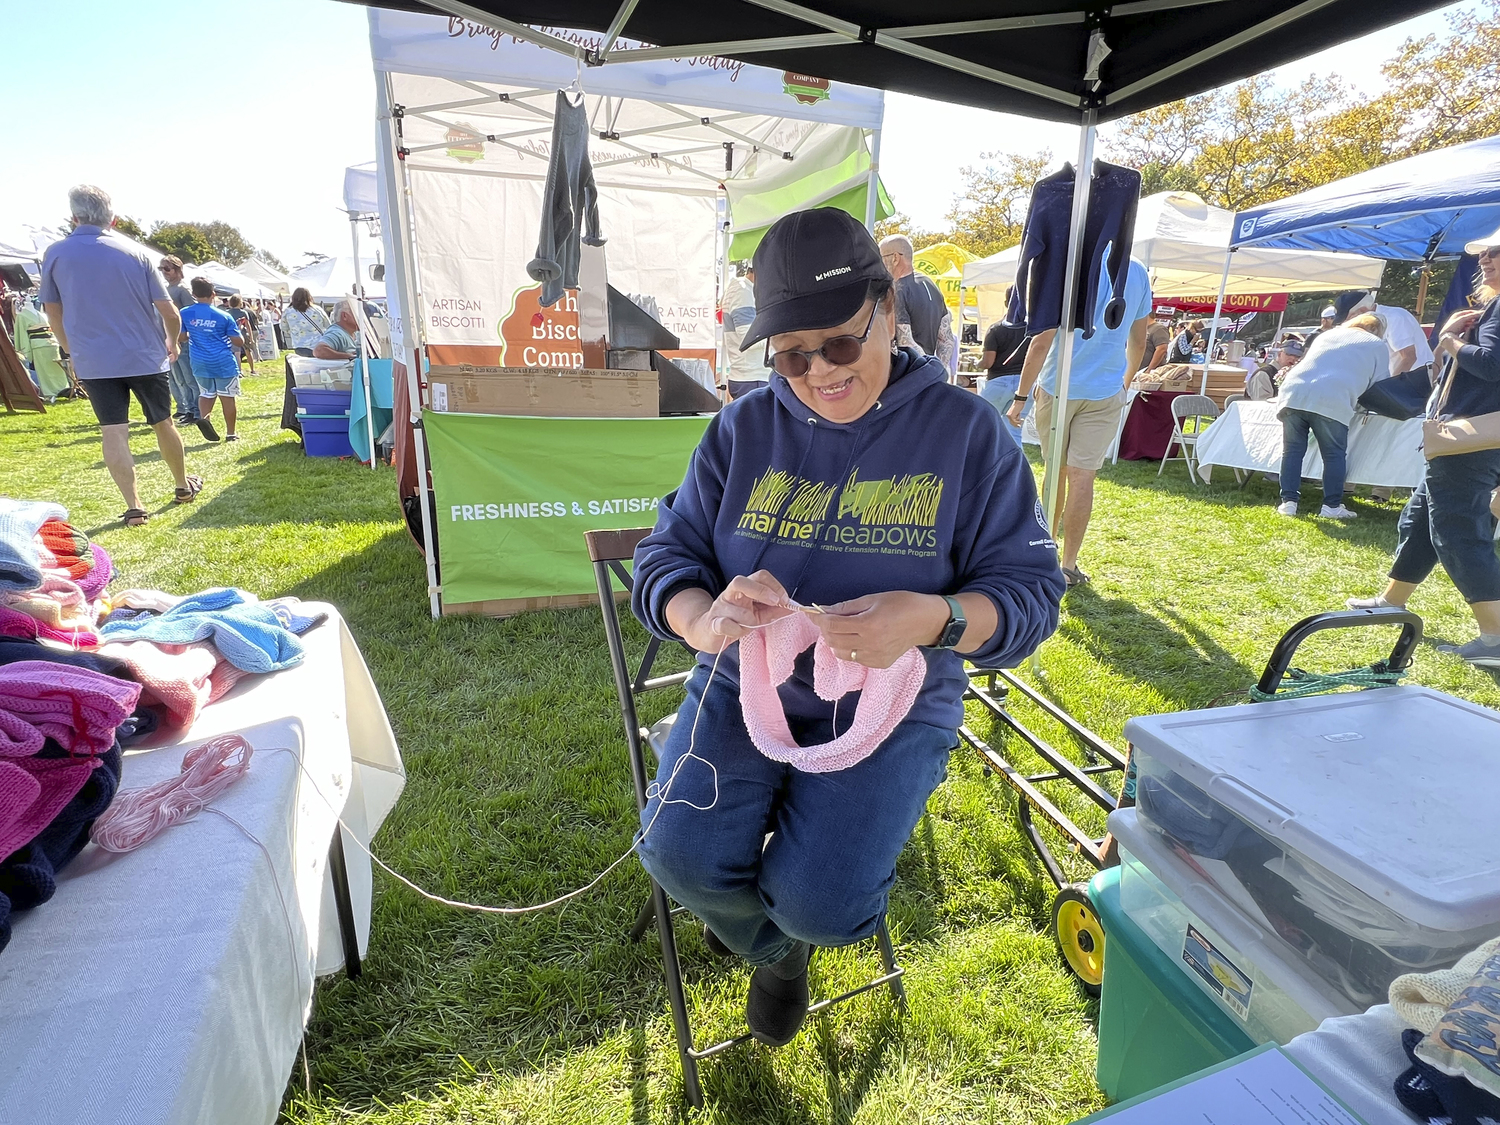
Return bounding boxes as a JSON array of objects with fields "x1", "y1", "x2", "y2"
[
  {"x1": 527, "y1": 90, "x2": 606, "y2": 308},
  {"x1": 1007, "y1": 160, "x2": 1141, "y2": 340}
]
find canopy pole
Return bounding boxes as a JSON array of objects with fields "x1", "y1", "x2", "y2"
[
  {"x1": 1272, "y1": 307, "x2": 1286, "y2": 345},
  {"x1": 1200, "y1": 246, "x2": 1233, "y2": 394},
  {"x1": 1416, "y1": 268, "x2": 1430, "y2": 321},
  {"x1": 1041, "y1": 109, "x2": 1096, "y2": 534},
  {"x1": 378, "y1": 70, "x2": 442, "y2": 620},
  {"x1": 864, "y1": 128, "x2": 882, "y2": 232},
  {"x1": 351, "y1": 215, "x2": 376, "y2": 469}
]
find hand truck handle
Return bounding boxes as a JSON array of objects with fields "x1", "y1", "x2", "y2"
[{"x1": 1256, "y1": 607, "x2": 1423, "y2": 697}]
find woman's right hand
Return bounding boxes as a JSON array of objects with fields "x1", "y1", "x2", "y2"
[
  {"x1": 670, "y1": 571, "x2": 793, "y2": 653},
  {"x1": 1442, "y1": 308, "x2": 1483, "y2": 339}
]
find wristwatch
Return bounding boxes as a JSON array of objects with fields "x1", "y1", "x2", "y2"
[{"x1": 931, "y1": 595, "x2": 967, "y2": 650}]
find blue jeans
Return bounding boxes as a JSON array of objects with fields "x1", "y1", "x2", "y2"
[
  {"x1": 981, "y1": 374, "x2": 1024, "y2": 447},
  {"x1": 1390, "y1": 448, "x2": 1500, "y2": 603},
  {"x1": 637, "y1": 665, "x2": 953, "y2": 967},
  {"x1": 167, "y1": 351, "x2": 198, "y2": 418},
  {"x1": 1279, "y1": 408, "x2": 1348, "y2": 507}
]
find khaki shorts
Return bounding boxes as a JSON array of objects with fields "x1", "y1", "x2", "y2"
[{"x1": 1032, "y1": 387, "x2": 1128, "y2": 471}]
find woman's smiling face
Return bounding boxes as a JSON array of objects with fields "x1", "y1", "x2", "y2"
[{"x1": 769, "y1": 295, "x2": 895, "y2": 424}]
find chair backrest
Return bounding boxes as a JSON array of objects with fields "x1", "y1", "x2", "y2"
[
  {"x1": 1223, "y1": 393, "x2": 1247, "y2": 407},
  {"x1": 1171, "y1": 394, "x2": 1220, "y2": 423},
  {"x1": 585, "y1": 528, "x2": 695, "y2": 806}
]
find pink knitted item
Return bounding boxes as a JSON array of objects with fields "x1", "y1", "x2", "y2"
[
  {"x1": 0, "y1": 753, "x2": 100, "y2": 860},
  {"x1": 76, "y1": 545, "x2": 112, "y2": 601},
  {"x1": 97, "y1": 640, "x2": 216, "y2": 729},
  {"x1": 738, "y1": 613, "x2": 928, "y2": 774},
  {"x1": 0, "y1": 660, "x2": 141, "y2": 757}
]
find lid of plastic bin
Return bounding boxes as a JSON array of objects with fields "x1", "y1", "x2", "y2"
[
  {"x1": 1122, "y1": 686, "x2": 1500, "y2": 931},
  {"x1": 1106, "y1": 808, "x2": 1357, "y2": 1022}
]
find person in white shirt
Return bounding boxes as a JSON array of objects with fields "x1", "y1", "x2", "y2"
[
  {"x1": 1343, "y1": 290, "x2": 1434, "y2": 379},
  {"x1": 1275, "y1": 314, "x2": 1389, "y2": 520}
]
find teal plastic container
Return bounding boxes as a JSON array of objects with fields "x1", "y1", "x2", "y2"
[{"x1": 1088, "y1": 866, "x2": 1255, "y2": 1103}]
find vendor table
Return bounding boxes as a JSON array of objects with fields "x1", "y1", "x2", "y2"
[
  {"x1": 0, "y1": 605, "x2": 405, "y2": 1125},
  {"x1": 1115, "y1": 388, "x2": 1189, "y2": 462},
  {"x1": 1283, "y1": 1004, "x2": 1412, "y2": 1125},
  {"x1": 1194, "y1": 400, "x2": 1426, "y2": 488}
]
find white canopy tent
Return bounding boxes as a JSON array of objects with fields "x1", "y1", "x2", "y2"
[
  {"x1": 962, "y1": 191, "x2": 1386, "y2": 329},
  {"x1": 187, "y1": 260, "x2": 279, "y2": 299},
  {"x1": 367, "y1": 7, "x2": 888, "y2": 616},
  {"x1": 289, "y1": 255, "x2": 387, "y2": 303},
  {"x1": 237, "y1": 258, "x2": 294, "y2": 295}
]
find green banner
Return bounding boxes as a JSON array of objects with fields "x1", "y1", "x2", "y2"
[{"x1": 423, "y1": 411, "x2": 711, "y2": 606}]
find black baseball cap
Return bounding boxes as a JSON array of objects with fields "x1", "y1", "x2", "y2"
[{"x1": 740, "y1": 207, "x2": 889, "y2": 351}]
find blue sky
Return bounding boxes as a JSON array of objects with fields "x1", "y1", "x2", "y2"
[{"x1": 0, "y1": 1, "x2": 1474, "y2": 262}]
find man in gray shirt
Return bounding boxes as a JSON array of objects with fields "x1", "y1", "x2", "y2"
[
  {"x1": 40, "y1": 186, "x2": 201, "y2": 525},
  {"x1": 159, "y1": 255, "x2": 206, "y2": 429},
  {"x1": 880, "y1": 235, "x2": 955, "y2": 375}
]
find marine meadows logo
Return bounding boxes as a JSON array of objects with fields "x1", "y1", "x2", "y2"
[{"x1": 735, "y1": 466, "x2": 944, "y2": 555}]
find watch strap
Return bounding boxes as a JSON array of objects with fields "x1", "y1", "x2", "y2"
[{"x1": 934, "y1": 594, "x2": 966, "y2": 649}]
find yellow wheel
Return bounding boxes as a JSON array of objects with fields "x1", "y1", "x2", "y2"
[{"x1": 1053, "y1": 884, "x2": 1105, "y2": 996}]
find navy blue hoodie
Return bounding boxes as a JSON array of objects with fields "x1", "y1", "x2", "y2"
[{"x1": 631, "y1": 349, "x2": 1065, "y2": 731}]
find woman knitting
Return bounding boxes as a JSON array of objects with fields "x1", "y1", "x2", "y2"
[{"x1": 631, "y1": 208, "x2": 1065, "y2": 1047}]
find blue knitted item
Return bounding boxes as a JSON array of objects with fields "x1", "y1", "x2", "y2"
[
  {"x1": 0, "y1": 499, "x2": 67, "y2": 592},
  {"x1": 98, "y1": 588, "x2": 306, "y2": 673}
]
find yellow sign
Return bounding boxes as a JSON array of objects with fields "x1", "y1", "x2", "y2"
[{"x1": 914, "y1": 242, "x2": 974, "y2": 312}]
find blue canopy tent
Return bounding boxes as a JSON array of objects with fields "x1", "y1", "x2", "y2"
[{"x1": 1192, "y1": 134, "x2": 1500, "y2": 381}]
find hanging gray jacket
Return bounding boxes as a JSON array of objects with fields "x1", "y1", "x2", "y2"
[{"x1": 527, "y1": 90, "x2": 606, "y2": 308}]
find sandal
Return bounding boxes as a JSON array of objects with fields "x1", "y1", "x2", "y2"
[
  {"x1": 174, "y1": 475, "x2": 204, "y2": 504},
  {"x1": 1061, "y1": 566, "x2": 1091, "y2": 589},
  {"x1": 120, "y1": 508, "x2": 150, "y2": 528}
]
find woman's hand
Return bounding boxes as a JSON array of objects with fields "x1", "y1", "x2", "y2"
[
  {"x1": 1437, "y1": 332, "x2": 1468, "y2": 361},
  {"x1": 811, "y1": 591, "x2": 949, "y2": 668},
  {"x1": 668, "y1": 571, "x2": 792, "y2": 653},
  {"x1": 1442, "y1": 308, "x2": 1483, "y2": 339}
]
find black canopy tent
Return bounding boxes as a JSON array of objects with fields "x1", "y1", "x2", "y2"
[{"x1": 357, "y1": 0, "x2": 1444, "y2": 528}]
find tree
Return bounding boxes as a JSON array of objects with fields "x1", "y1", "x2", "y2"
[
  {"x1": 148, "y1": 222, "x2": 214, "y2": 265},
  {"x1": 144, "y1": 219, "x2": 254, "y2": 265},
  {"x1": 254, "y1": 248, "x2": 288, "y2": 272},
  {"x1": 943, "y1": 151, "x2": 1053, "y2": 258},
  {"x1": 301, "y1": 251, "x2": 332, "y2": 267},
  {"x1": 873, "y1": 212, "x2": 948, "y2": 249},
  {"x1": 112, "y1": 215, "x2": 148, "y2": 241},
  {"x1": 1375, "y1": 0, "x2": 1500, "y2": 154}
]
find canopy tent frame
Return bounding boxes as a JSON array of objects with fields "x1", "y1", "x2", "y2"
[
  {"x1": 379, "y1": 0, "x2": 1439, "y2": 596},
  {"x1": 370, "y1": 8, "x2": 890, "y2": 620}
]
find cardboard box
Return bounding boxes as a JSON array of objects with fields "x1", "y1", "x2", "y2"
[{"x1": 426, "y1": 366, "x2": 657, "y2": 418}]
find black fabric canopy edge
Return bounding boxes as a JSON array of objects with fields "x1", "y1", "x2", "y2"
[{"x1": 351, "y1": 0, "x2": 1448, "y2": 123}]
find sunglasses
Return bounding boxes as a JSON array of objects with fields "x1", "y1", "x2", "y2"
[
  {"x1": 1480, "y1": 247, "x2": 1500, "y2": 260},
  {"x1": 765, "y1": 304, "x2": 880, "y2": 379}
]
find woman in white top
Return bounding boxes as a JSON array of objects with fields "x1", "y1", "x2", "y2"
[
  {"x1": 1275, "y1": 314, "x2": 1388, "y2": 519},
  {"x1": 282, "y1": 288, "x2": 331, "y2": 351}
]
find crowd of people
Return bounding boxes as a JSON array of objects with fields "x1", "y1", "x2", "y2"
[{"x1": 22, "y1": 185, "x2": 370, "y2": 526}]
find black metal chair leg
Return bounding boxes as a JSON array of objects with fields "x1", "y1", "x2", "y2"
[
  {"x1": 327, "y1": 827, "x2": 362, "y2": 979},
  {"x1": 628, "y1": 894, "x2": 656, "y2": 943},
  {"x1": 875, "y1": 918, "x2": 906, "y2": 1011},
  {"x1": 651, "y1": 879, "x2": 703, "y2": 1107}
]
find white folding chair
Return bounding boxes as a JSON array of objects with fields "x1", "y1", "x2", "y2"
[{"x1": 1158, "y1": 394, "x2": 1220, "y2": 484}]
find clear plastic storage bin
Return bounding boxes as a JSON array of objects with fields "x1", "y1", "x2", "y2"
[
  {"x1": 1124, "y1": 685, "x2": 1500, "y2": 1010},
  {"x1": 1110, "y1": 808, "x2": 1356, "y2": 1044}
]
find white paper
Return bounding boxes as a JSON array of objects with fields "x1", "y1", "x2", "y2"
[{"x1": 1085, "y1": 1048, "x2": 1366, "y2": 1125}]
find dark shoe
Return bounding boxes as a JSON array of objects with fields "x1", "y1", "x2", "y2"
[
  {"x1": 225, "y1": 433, "x2": 239, "y2": 442},
  {"x1": 746, "y1": 942, "x2": 810, "y2": 1047},
  {"x1": 173, "y1": 475, "x2": 204, "y2": 504},
  {"x1": 195, "y1": 417, "x2": 220, "y2": 442},
  {"x1": 703, "y1": 926, "x2": 734, "y2": 959}
]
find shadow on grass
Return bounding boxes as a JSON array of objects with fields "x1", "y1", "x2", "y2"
[
  {"x1": 1059, "y1": 586, "x2": 1255, "y2": 710},
  {"x1": 816, "y1": 1003, "x2": 900, "y2": 1125},
  {"x1": 176, "y1": 439, "x2": 394, "y2": 529}
]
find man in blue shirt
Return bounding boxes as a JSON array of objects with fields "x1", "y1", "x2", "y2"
[
  {"x1": 39, "y1": 185, "x2": 201, "y2": 526},
  {"x1": 1007, "y1": 255, "x2": 1152, "y2": 587},
  {"x1": 312, "y1": 300, "x2": 361, "y2": 360},
  {"x1": 179, "y1": 277, "x2": 246, "y2": 442}
]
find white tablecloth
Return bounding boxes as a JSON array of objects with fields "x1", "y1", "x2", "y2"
[
  {"x1": 0, "y1": 605, "x2": 405, "y2": 1125},
  {"x1": 1195, "y1": 400, "x2": 1427, "y2": 488},
  {"x1": 1285, "y1": 1004, "x2": 1413, "y2": 1125}
]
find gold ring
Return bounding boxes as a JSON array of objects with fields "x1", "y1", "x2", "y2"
[{"x1": 850, "y1": 650, "x2": 858, "y2": 662}]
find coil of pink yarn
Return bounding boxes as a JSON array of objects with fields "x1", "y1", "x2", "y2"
[{"x1": 91, "y1": 734, "x2": 254, "y2": 852}]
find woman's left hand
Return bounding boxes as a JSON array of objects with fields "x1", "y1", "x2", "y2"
[{"x1": 812, "y1": 591, "x2": 948, "y2": 668}]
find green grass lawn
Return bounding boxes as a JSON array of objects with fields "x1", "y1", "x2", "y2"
[{"x1": 3, "y1": 364, "x2": 1497, "y2": 1124}]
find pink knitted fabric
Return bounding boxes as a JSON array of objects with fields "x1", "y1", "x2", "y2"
[
  {"x1": 98, "y1": 640, "x2": 217, "y2": 730},
  {"x1": 0, "y1": 754, "x2": 101, "y2": 860},
  {"x1": 0, "y1": 660, "x2": 141, "y2": 757},
  {"x1": 738, "y1": 613, "x2": 927, "y2": 774},
  {"x1": 76, "y1": 545, "x2": 112, "y2": 601}
]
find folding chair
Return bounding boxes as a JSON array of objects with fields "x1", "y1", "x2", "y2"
[
  {"x1": 586, "y1": 528, "x2": 907, "y2": 1109},
  {"x1": 1158, "y1": 393, "x2": 1220, "y2": 484}
]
